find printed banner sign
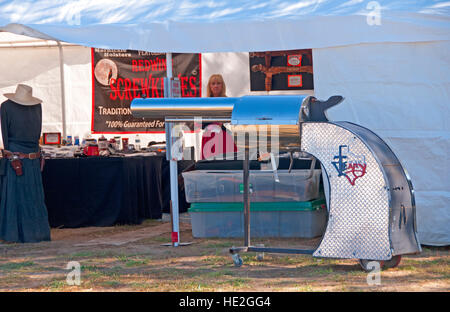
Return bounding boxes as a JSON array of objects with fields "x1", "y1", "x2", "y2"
[
  {"x1": 250, "y1": 49, "x2": 313, "y2": 91},
  {"x1": 91, "y1": 49, "x2": 201, "y2": 133}
]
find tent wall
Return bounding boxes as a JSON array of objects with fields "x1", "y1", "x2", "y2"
[
  {"x1": 313, "y1": 41, "x2": 450, "y2": 246},
  {"x1": 59, "y1": 45, "x2": 91, "y2": 137},
  {"x1": 0, "y1": 45, "x2": 63, "y2": 139}
]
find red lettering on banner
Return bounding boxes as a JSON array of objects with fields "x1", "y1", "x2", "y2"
[
  {"x1": 108, "y1": 77, "x2": 163, "y2": 100},
  {"x1": 181, "y1": 76, "x2": 188, "y2": 96},
  {"x1": 176, "y1": 74, "x2": 198, "y2": 97},
  {"x1": 109, "y1": 78, "x2": 117, "y2": 100},
  {"x1": 141, "y1": 78, "x2": 150, "y2": 98},
  {"x1": 178, "y1": 74, "x2": 198, "y2": 97},
  {"x1": 152, "y1": 78, "x2": 161, "y2": 98},
  {"x1": 117, "y1": 78, "x2": 124, "y2": 100},
  {"x1": 189, "y1": 76, "x2": 197, "y2": 97},
  {"x1": 131, "y1": 57, "x2": 167, "y2": 72},
  {"x1": 105, "y1": 56, "x2": 197, "y2": 101},
  {"x1": 125, "y1": 78, "x2": 132, "y2": 100},
  {"x1": 132, "y1": 78, "x2": 139, "y2": 99}
]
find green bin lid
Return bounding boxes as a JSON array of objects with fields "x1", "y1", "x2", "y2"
[{"x1": 188, "y1": 198, "x2": 326, "y2": 212}]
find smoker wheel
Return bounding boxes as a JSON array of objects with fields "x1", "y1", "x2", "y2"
[
  {"x1": 358, "y1": 259, "x2": 385, "y2": 272},
  {"x1": 382, "y1": 255, "x2": 402, "y2": 269}
]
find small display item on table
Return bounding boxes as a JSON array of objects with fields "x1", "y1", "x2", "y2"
[
  {"x1": 114, "y1": 136, "x2": 121, "y2": 150},
  {"x1": 122, "y1": 138, "x2": 129, "y2": 150},
  {"x1": 83, "y1": 143, "x2": 99, "y2": 156},
  {"x1": 43, "y1": 132, "x2": 61, "y2": 145},
  {"x1": 98, "y1": 135, "x2": 108, "y2": 150},
  {"x1": 135, "y1": 134, "x2": 141, "y2": 151}
]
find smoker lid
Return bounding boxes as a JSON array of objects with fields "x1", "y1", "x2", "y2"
[
  {"x1": 231, "y1": 95, "x2": 310, "y2": 125},
  {"x1": 131, "y1": 97, "x2": 236, "y2": 119}
]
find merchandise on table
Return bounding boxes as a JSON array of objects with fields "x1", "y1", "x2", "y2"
[
  {"x1": 40, "y1": 135, "x2": 165, "y2": 158},
  {"x1": 135, "y1": 134, "x2": 141, "y2": 151},
  {"x1": 98, "y1": 136, "x2": 108, "y2": 150},
  {"x1": 122, "y1": 137, "x2": 129, "y2": 150}
]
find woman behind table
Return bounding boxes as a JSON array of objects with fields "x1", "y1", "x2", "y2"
[
  {"x1": 0, "y1": 84, "x2": 51, "y2": 243},
  {"x1": 202, "y1": 74, "x2": 237, "y2": 159}
]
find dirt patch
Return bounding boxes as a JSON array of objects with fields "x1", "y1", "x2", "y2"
[
  {"x1": 0, "y1": 218, "x2": 448, "y2": 292},
  {"x1": 73, "y1": 222, "x2": 191, "y2": 246}
]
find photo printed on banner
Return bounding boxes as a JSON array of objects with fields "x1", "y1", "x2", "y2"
[{"x1": 249, "y1": 49, "x2": 314, "y2": 91}]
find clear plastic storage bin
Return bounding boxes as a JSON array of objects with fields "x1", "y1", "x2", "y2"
[{"x1": 182, "y1": 169, "x2": 321, "y2": 203}]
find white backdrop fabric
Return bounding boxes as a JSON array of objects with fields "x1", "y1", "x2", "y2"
[
  {"x1": 313, "y1": 41, "x2": 450, "y2": 246},
  {"x1": 0, "y1": 42, "x2": 92, "y2": 140}
]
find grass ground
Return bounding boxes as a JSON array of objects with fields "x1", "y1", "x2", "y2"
[{"x1": 0, "y1": 218, "x2": 448, "y2": 292}]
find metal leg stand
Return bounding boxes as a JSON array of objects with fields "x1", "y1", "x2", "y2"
[
  {"x1": 229, "y1": 136, "x2": 316, "y2": 267},
  {"x1": 243, "y1": 138, "x2": 250, "y2": 248}
]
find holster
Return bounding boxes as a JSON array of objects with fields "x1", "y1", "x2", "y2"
[
  {"x1": 10, "y1": 157, "x2": 23, "y2": 176},
  {"x1": 40, "y1": 155, "x2": 45, "y2": 172}
]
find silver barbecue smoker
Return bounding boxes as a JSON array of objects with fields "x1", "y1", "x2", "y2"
[{"x1": 131, "y1": 95, "x2": 421, "y2": 271}]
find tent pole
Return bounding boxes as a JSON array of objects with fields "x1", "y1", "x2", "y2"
[
  {"x1": 243, "y1": 133, "x2": 250, "y2": 247},
  {"x1": 57, "y1": 41, "x2": 67, "y2": 139},
  {"x1": 166, "y1": 52, "x2": 180, "y2": 247}
]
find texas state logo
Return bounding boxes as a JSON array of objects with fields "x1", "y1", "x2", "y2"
[{"x1": 331, "y1": 145, "x2": 367, "y2": 186}]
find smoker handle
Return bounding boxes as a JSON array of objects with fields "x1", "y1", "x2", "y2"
[
  {"x1": 288, "y1": 151, "x2": 294, "y2": 173},
  {"x1": 307, "y1": 157, "x2": 317, "y2": 179},
  {"x1": 293, "y1": 156, "x2": 317, "y2": 180}
]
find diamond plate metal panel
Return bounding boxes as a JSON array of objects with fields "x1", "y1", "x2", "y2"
[{"x1": 302, "y1": 122, "x2": 391, "y2": 260}]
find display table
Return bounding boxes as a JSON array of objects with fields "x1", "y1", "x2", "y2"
[{"x1": 42, "y1": 155, "x2": 191, "y2": 228}]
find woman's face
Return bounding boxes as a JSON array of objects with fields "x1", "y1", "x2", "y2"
[{"x1": 210, "y1": 79, "x2": 223, "y2": 97}]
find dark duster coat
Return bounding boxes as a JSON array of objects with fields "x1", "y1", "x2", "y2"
[{"x1": 0, "y1": 99, "x2": 50, "y2": 243}]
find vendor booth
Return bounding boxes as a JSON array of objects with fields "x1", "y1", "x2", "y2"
[{"x1": 0, "y1": 7, "x2": 449, "y2": 247}]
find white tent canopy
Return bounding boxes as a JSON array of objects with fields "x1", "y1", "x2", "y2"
[
  {"x1": 0, "y1": 9, "x2": 449, "y2": 246},
  {"x1": 1, "y1": 12, "x2": 449, "y2": 52}
]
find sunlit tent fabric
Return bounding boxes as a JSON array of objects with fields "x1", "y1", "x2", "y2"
[
  {"x1": 1, "y1": 12, "x2": 449, "y2": 52},
  {"x1": 0, "y1": 10, "x2": 449, "y2": 246}
]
